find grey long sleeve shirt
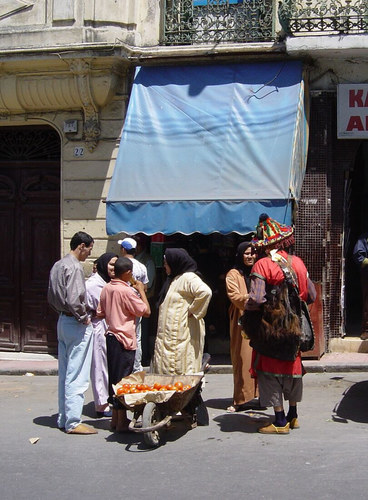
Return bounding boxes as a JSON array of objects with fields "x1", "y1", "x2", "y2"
[{"x1": 47, "y1": 253, "x2": 89, "y2": 323}]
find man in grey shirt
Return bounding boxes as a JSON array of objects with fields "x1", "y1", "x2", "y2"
[{"x1": 48, "y1": 231, "x2": 96, "y2": 435}]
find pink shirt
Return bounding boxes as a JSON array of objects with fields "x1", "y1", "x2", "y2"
[{"x1": 97, "y1": 279, "x2": 148, "y2": 350}]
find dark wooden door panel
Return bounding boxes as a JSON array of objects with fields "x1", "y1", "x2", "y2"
[
  {"x1": 21, "y1": 202, "x2": 59, "y2": 351},
  {"x1": 0, "y1": 202, "x2": 16, "y2": 288},
  {"x1": 21, "y1": 203, "x2": 60, "y2": 287},
  {"x1": 0, "y1": 300, "x2": 19, "y2": 349},
  {"x1": 0, "y1": 126, "x2": 60, "y2": 352},
  {"x1": 0, "y1": 199, "x2": 19, "y2": 349},
  {"x1": 22, "y1": 292, "x2": 58, "y2": 352}
]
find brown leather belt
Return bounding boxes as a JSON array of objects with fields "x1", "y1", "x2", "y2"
[{"x1": 60, "y1": 312, "x2": 74, "y2": 317}]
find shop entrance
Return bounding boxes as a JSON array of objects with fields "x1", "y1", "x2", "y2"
[
  {"x1": 344, "y1": 141, "x2": 368, "y2": 336},
  {"x1": 147, "y1": 232, "x2": 250, "y2": 361},
  {"x1": 0, "y1": 126, "x2": 60, "y2": 352}
]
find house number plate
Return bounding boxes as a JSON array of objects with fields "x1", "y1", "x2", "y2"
[{"x1": 74, "y1": 147, "x2": 84, "y2": 157}]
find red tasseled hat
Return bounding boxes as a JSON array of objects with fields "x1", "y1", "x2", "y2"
[{"x1": 252, "y1": 213, "x2": 294, "y2": 249}]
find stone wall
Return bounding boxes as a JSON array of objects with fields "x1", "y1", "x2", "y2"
[{"x1": 0, "y1": 0, "x2": 161, "y2": 49}]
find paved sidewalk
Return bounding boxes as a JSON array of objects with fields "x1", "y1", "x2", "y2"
[
  {"x1": 1, "y1": 350, "x2": 368, "y2": 375},
  {"x1": 0, "y1": 352, "x2": 58, "y2": 375}
]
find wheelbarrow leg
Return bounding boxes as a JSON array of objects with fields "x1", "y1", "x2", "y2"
[
  {"x1": 201, "y1": 352, "x2": 211, "y2": 373},
  {"x1": 183, "y1": 383, "x2": 209, "y2": 427},
  {"x1": 111, "y1": 408, "x2": 130, "y2": 432}
]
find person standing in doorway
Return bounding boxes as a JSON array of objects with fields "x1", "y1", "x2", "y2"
[
  {"x1": 118, "y1": 237, "x2": 149, "y2": 372},
  {"x1": 135, "y1": 234, "x2": 156, "y2": 365},
  {"x1": 353, "y1": 233, "x2": 368, "y2": 340},
  {"x1": 47, "y1": 231, "x2": 97, "y2": 435}
]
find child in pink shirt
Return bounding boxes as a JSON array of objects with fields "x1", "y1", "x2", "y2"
[{"x1": 97, "y1": 257, "x2": 150, "y2": 431}]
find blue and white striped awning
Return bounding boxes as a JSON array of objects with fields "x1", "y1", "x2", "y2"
[{"x1": 106, "y1": 61, "x2": 308, "y2": 235}]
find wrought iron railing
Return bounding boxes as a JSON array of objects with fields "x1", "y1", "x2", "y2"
[
  {"x1": 162, "y1": 0, "x2": 368, "y2": 45},
  {"x1": 279, "y1": 0, "x2": 368, "y2": 35},
  {"x1": 162, "y1": 0, "x2": 275, "y2": 45}
]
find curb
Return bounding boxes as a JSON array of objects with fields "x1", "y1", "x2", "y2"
[
  {"x1": 209, "y1": 364, "x2": 368, "y2": 374},
  {"x1": 1, "y1": 361, "x2": 367, "y2": 376},
  {"x1": 303, "y1": 364, "x2": 368, "y2": 373},
  {"x1": 0, "y1": 361, "x2": 58, "y2": 376}
]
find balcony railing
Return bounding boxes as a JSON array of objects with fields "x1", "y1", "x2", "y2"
[
  {"x1": 162, "y1": 0, "x2": 275, "y2": 45},
  {"x1": 162, "y1": 0, "x2": 368, "y2": 46},
  {"x1": 278, "y1": 0, "x2": 368, "y2": 35}
]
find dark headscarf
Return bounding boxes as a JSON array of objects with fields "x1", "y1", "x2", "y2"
[
  {"x1": 233, "y1": 241, "x2": 253, "y2": 289},
  {"x1": 165, "y1": 248, "x2": 197, "y2": 277},
  {"x1": 96, "y1": 252, "x2": 117, "y2": 284},
  {"x1": 157, "y1": 248, "x2": 198, "y2": 306}
]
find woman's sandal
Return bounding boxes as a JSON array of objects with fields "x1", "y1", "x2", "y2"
[
  {"x1": 227, "y1": 405, "x2": 237, "y2": 413},
  {"x1": 227, "y1": 400, "x2": 264, "y2": 413}
]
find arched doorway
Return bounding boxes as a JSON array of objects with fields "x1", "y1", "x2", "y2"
[
  {"x1": 0, "y1": 126, "x2": 61, "y2": 352},
  {"x1": 344, "y1": 141, "x2": 368, "y2": 336}
]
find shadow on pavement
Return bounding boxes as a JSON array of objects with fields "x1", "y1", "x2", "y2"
[
  {"x1": 33, "y1": 414, "x2": 59, "y2": 429},
  {"x1": 214, "y1": 411, "x2": 272, "y2": 433},
  {"x1": 333, "y1": 380, "x2": 368, "y2": 424},
  {"x1": 82, "y1": 401, "x2": 99, "y2": 418},
  {"x1": 104, "y1": 416, "x2": 193, "y2": 451},
  {"x1": 205, "y1": 397, "x2": 233, "y2": 410},
  {"x1": 105, "y1": 430, "x2": 147, "y2": 450},
  {"x1": 33, "y1": 407, "x2": 111, "y2": 432}
]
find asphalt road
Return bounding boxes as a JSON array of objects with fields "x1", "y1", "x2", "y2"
[{"x1": 2, "y1": 372, "x2": 368, "y2": 500}]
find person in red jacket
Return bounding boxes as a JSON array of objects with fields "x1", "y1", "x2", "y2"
[{"x1": 244, "y1": 214, "x2": 316, "y2": 434}]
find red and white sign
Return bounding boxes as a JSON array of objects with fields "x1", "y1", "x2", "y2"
[{"x1": 337, "y1": 84, "x2": 368, "y2": 139}]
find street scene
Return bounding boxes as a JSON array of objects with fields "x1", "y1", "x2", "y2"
[
  {"x1": 2, "y1": 371, "x2": 368, "y2": 500},
  {"x1": 1, "y1": 3, "x2": 368, "y2": 500}
]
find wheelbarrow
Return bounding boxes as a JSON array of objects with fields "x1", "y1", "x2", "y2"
[{"x1": 113, "y1": 371, "x2": 207, "y2": 448}]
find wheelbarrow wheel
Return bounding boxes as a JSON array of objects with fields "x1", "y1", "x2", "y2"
[{"x1": 142, "y1": 402, "x2": 162, "y2": 448}]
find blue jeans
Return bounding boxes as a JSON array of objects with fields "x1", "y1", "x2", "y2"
[{"x1": 57, "y1": 314, "x2": 93, "y2": 431}]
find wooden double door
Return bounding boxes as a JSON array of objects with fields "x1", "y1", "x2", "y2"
[{"x1": 0, "y1": 127, "x2": 60, "y2": 352}]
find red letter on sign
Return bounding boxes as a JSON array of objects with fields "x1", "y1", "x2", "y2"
[
  {"x1": 349, "y1": 89, "x2": 363, "y2": 108},
  {"x1": 346, "y1": 116, "x2": 364, "y2": 131}
]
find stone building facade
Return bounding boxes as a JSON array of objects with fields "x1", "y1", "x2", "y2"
[
  {"x1": 0, "y1": 0, "x2": 159, "y2": 352},
  {"x1": 1, "y1": 0, "x2": 367, "y2": 354}
]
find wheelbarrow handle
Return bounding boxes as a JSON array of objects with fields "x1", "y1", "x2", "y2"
[{"x1": 128, "y1": 414, "x2": 172, "y2": 433}]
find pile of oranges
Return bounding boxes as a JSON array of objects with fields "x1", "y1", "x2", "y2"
[{"x1": 116, "y1": 381, "x2": 191, "y2": 396}]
